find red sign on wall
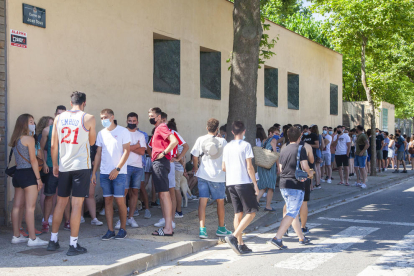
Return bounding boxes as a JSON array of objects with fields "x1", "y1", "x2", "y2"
[{"x1": 11, "y1": 29, "x2": 27, "y2": 48}]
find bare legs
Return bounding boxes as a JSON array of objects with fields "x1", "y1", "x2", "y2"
[
  {"x1": 104, "y1": 196, "x2": 127, "y2": 231},
  {"x1": 12, "y1": 187, "x2": 38, "y2": 240},
  {"x1": 199, "y1": 198, "x2": 225, "y2": 228},
  {"x1": 233, "y1": 212, "x2": 256, "y2": 245},
  {"x1": 158, "y1": 191, "x2": 173, "y2": 234}
]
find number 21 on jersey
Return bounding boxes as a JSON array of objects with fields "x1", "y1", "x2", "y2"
[{"x1": 61, "y1": 127, "x2": 79, "y2": 144}]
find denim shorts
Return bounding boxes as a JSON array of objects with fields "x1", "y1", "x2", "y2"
[
  {"x1": 100, "y1": 173, "x2": 127, "y2": 198},
  {"x1": 354, "y1": 155, "x2": 367, "y2": 168},
  {"x1": 126, "y1": 166, "x2": 144, "y2": 189},
  {"x1": 331, "y1": 153, "x2": 335, "y2": 164},
  {"x1": 280, "y1": 188, "x2": 304, "y2": 218},
  {"x1": 198, "y1": 177, "x2": 226, "y2": 200}
]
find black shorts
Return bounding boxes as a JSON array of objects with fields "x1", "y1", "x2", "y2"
[
  {"x1": 12, "y1": 168, "x2": 37, "y2": 189},
  {"x1": 335, "y1": 155, "x2": 349, "y2": 167},
  {"x1": 383, "y1": 150, "x2": 388, "y2": 160},
  {"x1": 58, "y1": 169, "x2": 91, "y2": 198},
  {"x1": 152, "y1": 157, "x2": 170, "y2": 193},
  {"x1": 304, "y1": 179, "x2": 311, "y2": 202},
  {"x1": 43, "y1": 167, "x2": 59, "y2": 196},
  {"x1": 228, "y1": 184, "x2": 259, "y2": 214}
]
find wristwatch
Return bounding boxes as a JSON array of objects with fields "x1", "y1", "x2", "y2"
[
  {"x1": 162, "y1": 151, "x2": 166, "y2": 156},
  {"x1": 116, "y1": 167, "x2": 121, "y2": 172}
]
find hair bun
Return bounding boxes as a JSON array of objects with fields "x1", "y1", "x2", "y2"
[{"x1": 170, "y1": 118, "x2": 175, "y2": 123}]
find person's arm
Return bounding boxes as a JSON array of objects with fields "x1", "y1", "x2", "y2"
[
  {"x1": 172, "y1": 143, "x2": 189, "y2": 162},
  {"x1": 310, "y1": 138, "x2": 319, "y2": 149},
  {"x1": 51, "y1": 117, "x2": 60, "y2": 177},
  {"x1": 270, "y1": 138, "x2": 277, "y2": 152},
  {"x1": 304, "y1": 143, "x2": 314, "y2": 164},
  {"x1": 25, "y1": 136, "x2": 43, "y2": 191},
  {"x1": 300, "y1": 160, "x2": 314, "y2": 178},
  {"x1": 360, "y1": 138, "x2": 370, "y2": 156},
  {"x1": 155, "y1": 134, "x2": 178, "y2": 160},
  {"x1": 222, "y1": 160, "x2": 226, "y2": 172},
  {"x1": 130, "y1": 140, "x2": 146, "y2": 155},
  {"x1": 346, "y1": 142, "x2": 351, "y2": 157},
  {"x1": 40, "y1": 127, "x2": 49, "y2": 174},
  {"x1": 91, "y1": 146, "x2": 102, "y2": 186},
  {"x1": 84, "y1": 114, "x2": 96, "y2": 146},
  {"x1": 109, "y1": 142, "x2": 130, "y2": 180},
  {"x1": 246, "y1": 158, "x2": 259, "y2": 195},
  {"x1": 331, "y1": 135, "x2": 339, "y2": 147}
]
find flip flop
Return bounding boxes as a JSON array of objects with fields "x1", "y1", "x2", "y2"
[
  {"x1": 345, "y1": 183, "x2": 350, "y2": 186},
  {"x1": 152, "y1": 228, "x2": 173, "y2": 236},
  {"x1": 264, "y1": 207, "x2": 276, "y2": 212},
  {"x1": 337, "y1": 182, "x2": 344, "y2": 185}
]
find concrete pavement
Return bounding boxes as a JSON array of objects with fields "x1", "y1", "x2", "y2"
[{"x1": 0, "y1": 168, "x2": 412, "y2": 276}]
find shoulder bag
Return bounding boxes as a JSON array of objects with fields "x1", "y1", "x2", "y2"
[
  {"x1": 295, "y1": 145, "x2": 308, "y2": 182},
  {"x1": 5, "y1": 149, "x2": 16, "y2": 177},
  {"x1": 253, "y1": 138, "x2": 280, "y2": 169},
  {"x1": 16, "y1": 146, "x2": 44, "y2": 172}
]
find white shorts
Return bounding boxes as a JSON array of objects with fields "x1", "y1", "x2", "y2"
[{"x1": 168, "y1": 161, "x2": 175, "y2": 189}]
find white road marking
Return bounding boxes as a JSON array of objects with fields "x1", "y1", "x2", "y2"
[
  {"x1": 358, "y1": 230, "x2": 414, "y2": 276},
  {"x1": 318, "y1": 217, "x2": 414, "y2": 227},
  {"x1": 403, "y1": 186, "x2": 414, "y2": 192},
  {"x1": 274, "y1": 226, "x2": 379, "y2": 271}
]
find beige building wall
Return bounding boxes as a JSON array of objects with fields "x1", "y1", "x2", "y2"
[{"x1": 5, "y1": 0, "x2": 342, "y2": 219}]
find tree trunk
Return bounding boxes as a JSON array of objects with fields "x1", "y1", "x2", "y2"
[
  {"x1": 226, "y1": 0, "x2": 263, "y2": 144},
  {"x1": 361, "y1": 37, "x2": 376, "y2": 176}
]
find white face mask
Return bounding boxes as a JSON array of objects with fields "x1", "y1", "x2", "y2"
[{"x1": 28, "y1": 124, "x2": 36, "y2": 134}]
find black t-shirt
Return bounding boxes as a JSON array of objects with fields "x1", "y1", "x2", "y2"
[
  {"x1": 279, "y1": 143, "x2": 308, "y2": 190},
  {"x1": 302, "y1": 133, "x2": 318, "y2": 156},
  {"x1": 375, "y1": 134, "x2": 384, "y2": 150}
]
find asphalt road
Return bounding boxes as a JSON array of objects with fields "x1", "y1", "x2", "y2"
[{"x1": 142, "y1": 177, "x2": 414, "y2": 276}]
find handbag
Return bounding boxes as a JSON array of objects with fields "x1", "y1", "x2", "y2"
[
  {"x1": 5, "y1": 149, "x2": 16, "y2": 177},
  {"x1": 253, "y1": 138, "x2": 280, "y2": 169},
  {"x1": 295, "y1": 145, "x2": 308, "y2": 182}
]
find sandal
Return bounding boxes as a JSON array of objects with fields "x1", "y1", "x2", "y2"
[
  {"x1": 152, "y1": 227, "x2": 173, "y2": 236},
  {"x1": 337, "y1": 182, "x2": 344, "y2": 185},
  {"x1": 345, "y1": 183, "x2": 350, "y2": 186},
  {"x1": 264, "y1": 207, "x2": 276, "y2": 212}
]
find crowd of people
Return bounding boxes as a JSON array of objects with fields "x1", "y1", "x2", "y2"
[{"x1": 7, "y1": 91, "x2": 411, "y2": 256}]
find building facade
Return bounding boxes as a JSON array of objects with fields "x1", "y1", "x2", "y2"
[{"x1": 2, "y1": 0, "x2": 342, "y2": 224}]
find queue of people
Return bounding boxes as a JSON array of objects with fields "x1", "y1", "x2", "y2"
[{"x1": 7, "y1": 91, "x2": 409, "y2": 256}]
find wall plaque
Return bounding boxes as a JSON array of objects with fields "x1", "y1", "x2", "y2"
[{"x1": 23, "y1": 3, "x2": 46, "y2": 28}]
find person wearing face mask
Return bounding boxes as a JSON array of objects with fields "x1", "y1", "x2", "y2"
[
  {"x1": 219, "y1": 125, "x2": 227, "y2": 139},
  {"x1": 331, "y1": 125, "x2": 351, "y2": 185},
  {"x1": 353, "y1": 125, "x2": 369, "y2": 189},
  {"x1": 393, "y1": 129, "x2": 407, "y2": 173},
  {"x1": 328, "y1": 127, "x2": 337, "y2": 175},
  {"x1": 92, "y1": 108, "x2": 131, "y2": 241},
  {"x1": 375, "y1": 128, "x2": 385, "y2": 173},
  {"x1": 9, "y1": 114, "x2": 49, "y2": 247},
  {"x1": 348, "y1": 129, "x2": 356, "y2": 177},
  {"x1": 321, "y1": 126, "x2": 333, "y2": 183},
  {"x1": 382, "y1": 132, "x2": 390, "y2": 171},
  {"x1": 48, "y1": 92, "x2": 96, "y2": 256},
  {"x1": 148, "y1": 107, "x2": 179, "y2": 237}
]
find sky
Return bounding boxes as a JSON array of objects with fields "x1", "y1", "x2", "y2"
[{"x1": 302, "y1": 0, "x2": 326, "y2": 21}]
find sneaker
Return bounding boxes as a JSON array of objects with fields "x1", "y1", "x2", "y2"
[
  {"x1": 327, "y1": 179, "x2": 332, "y2": 184},
  {"x1": 19, "y1": 228, "x2": 28, "y2": 238},
  {"x1": 41, "y1": 221, "x2": 50, "y2": 233},
  {"x1": 360, "y1": 184, "x2": 367, "y2": 189},
  {"x1": 144, "y1": 209, "x2": 151, "y2": 219},
  {"x1": 384, "y1": 168, "x2": 388, "y2": 171},
  {"x1": 402, "y1": 170, "x2": 408, "y2": 173},
  {"x1": 175, "y1": 211, "x2": 184, "y2": 218},
  {"x1": 99, "y1": 209, "x2": 106, "y2": 216},
  {"x1": 314, "y1": 185, "x2": 322, "y2": 190},
  {"x1": 382, "y1": 168, "x2": 385, "y2": 172},
  {"x1": 48, "y1": 215, "x2": 53, "y2": 224},
  {"x1": 299, "y1": 237, "x2": 311, "y2": 245},
  {"x1": 133, "y1": 210, "x2": 139, "y2": 217},
  {"x1": 199, "y1": 227, "x2": 208, "y2": 239},
  {"x1": 262, "y1": 192, "x2": 267, "y2": 198},
  {"x1": 154, "y1": 218, "x2": 165, "y2": 227},
  {"x1": 302, "y1": 227, "x2": 310, "y2": 235},
  {"x1": 224, "y1": 234, "x2": 240, "y2": 255},
  {"x1": 351, "y1": 182, "x2": 361, "y2": 187},
  {"x1": 172, "y1": 221, "x2": 176, "y2": 229},
  {"x1": 63, "y1": 221, "x2": 71, "y2": 231},
  {"x1": 321, "y1": 178, "x2": 326, "y2": 183},
  {"x1": 138, "y1": 204, "x2": 143, "y2": 211},
  {"x1": 47, "y1": 240, "x2": 60, "y2": 251},
  {"x1": 115, "y1": 228, "x2": 127, "y2": 240},
  {"x1": 115, "y1": 220, "x2": 121, "y2": 230},
  {"x1": 325, "y1": 176, "x2": 329, "y2": 181},
  {"x1": 216, "y1": 225, "x2": 232, "y2": 237},
  {"x1": 102, "y1": 230, "x2": 116, "y2": 240},
  {"x1": 238, "y1": 244, "x2": 253, "y2": 254},
  {"x1": 91, "y1": 218, "x2": 103, "y2": 226},
  {"x1": 283, "y1": 230, "x2": 289, "y2": 237},
  {"x1": 151, "y1": 201, "x2": 159, "y2": 207},
  {"x1": 80, "y1": 216, "x2": 85, "y2": 224},
  {"x1": 392, "y1": 170, "x2": 400, "y2": 173},
  {"x1": 66, "y1": 243, "x2": 87, "y2": 256},
  {"x1": 127, "y1": 217, "x2": 139, "y2": 228},
  {"x1": 27, "y1": 237, "x2": 48, "y2": 247},
  {"x1": 11, "y1": 235, "x2": 28, "y2": 244},
  {"x1": 271, "y1": 238, "x2": 287, "y2": 249}
]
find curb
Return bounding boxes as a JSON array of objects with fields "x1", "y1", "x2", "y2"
[{"x1": 88, "y1": 239, "x2": 218, "y2": 276}]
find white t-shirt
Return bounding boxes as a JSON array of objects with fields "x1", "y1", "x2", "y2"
[
  {"x1": 191, "y1": 134, "x2": 227, "y2": 183},
  {"x1": 333, "y1": 134, "x2": 351, "y2": 155},
  {"x1": 222, "y1": 140, "x2": 254, "y2": 186},
  {"x1": 96, "y1": 126, "x2": 131, "y2": 174},
  {"x1": 126, "y1": 129, "x2": 147, "y2": 168},
  {"x1": 322, "y1": 134, "x2": 332, "y2": 154}
]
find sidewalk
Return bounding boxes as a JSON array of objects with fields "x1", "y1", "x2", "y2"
[{"x1": 0, "y1": 168, "x2": 412, "y2": 276}]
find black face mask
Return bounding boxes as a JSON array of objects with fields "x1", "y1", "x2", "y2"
[
  {"x1": 127, "y1": 123, "x2": 137, "y2": 129},
  {"x1": 337, "y1": 130, "x2": 342, "y2": 134},
  {"x1": 149, "y1": 118, "x2": 157, "y2": 125}
]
